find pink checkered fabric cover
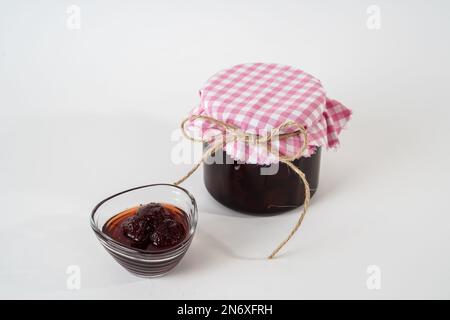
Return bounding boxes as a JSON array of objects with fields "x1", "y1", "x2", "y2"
[{"x1": 185, "y1": 63, "x2": 352, "y2": 164}]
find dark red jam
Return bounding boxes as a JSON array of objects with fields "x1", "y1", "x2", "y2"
[
  {"x1": 204, "y1": 147, "x2": 321, "y2": 214},
  {"x1": 102, "y1": 203, "x2": 189, "y2": 251}
]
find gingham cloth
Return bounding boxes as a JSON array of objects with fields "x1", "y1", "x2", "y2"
[{"x1": 186, "y1": 63, "x2": 352, "y2": 165}]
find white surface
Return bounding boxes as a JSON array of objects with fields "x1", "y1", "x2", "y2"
[{"x1": 1, "y1": 0, "x2": 450, "y2": 299}]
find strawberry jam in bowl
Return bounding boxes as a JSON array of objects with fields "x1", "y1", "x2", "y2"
[{"x1": 90, "y1": 184, "x2": 198, "y2": 278}]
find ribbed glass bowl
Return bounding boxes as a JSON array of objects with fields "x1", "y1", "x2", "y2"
[{"x1": 90, "y1": 184, "x2": 198, "y2": 278}]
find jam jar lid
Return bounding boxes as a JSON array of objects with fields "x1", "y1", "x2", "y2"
[{"x1": 185, "y1": 63, "x2": 352, "y2": 165}]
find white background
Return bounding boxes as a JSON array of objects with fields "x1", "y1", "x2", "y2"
[{"x1": 1, "y1": 0, "x2": 450, "y2": 299}]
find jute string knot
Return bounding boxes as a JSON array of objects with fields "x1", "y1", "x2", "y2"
[{"x1": 174, "y1": 115, "x2": 310, "y2": 259}]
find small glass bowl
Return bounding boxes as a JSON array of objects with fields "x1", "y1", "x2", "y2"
[{"x1": 90, "y1": 184, "x2": 198, "y2": 278}]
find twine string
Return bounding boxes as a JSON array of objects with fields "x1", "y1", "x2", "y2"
[{"x1": 174, "y1": 115, "x2": 310, "y2": 259}]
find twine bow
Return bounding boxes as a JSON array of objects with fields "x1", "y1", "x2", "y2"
[{"x1": 174, "y1": 115, "x2": 310, "y2": 259}]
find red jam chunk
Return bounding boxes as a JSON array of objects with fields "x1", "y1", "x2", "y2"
[{"x1": 102, "y1": 203, "x2": 189, "y2": 251}]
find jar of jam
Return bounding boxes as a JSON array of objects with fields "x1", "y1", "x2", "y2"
[{"x1": 184, "y1": 63, "x2": 351, "y2": 215}]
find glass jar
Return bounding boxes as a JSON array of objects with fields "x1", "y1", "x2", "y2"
[
  {"x1": 203, "y1": 146, "x2": 321, "y2": 214},
  {"x1": 184, "y1": 63, "x2": 351, "y2": 216}
]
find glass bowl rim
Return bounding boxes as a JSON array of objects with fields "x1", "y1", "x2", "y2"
[{"x1": 90, "y1": 183, "x2": 198, "y2": 255}]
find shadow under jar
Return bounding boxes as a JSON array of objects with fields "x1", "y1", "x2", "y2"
[{"x1": 203, "y1": 146, "x2": 321, "y2": 214}]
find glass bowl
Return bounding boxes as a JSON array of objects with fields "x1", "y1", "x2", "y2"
[{"x1": 90, "y1": 184, "x2": 198, "y2": 278}]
